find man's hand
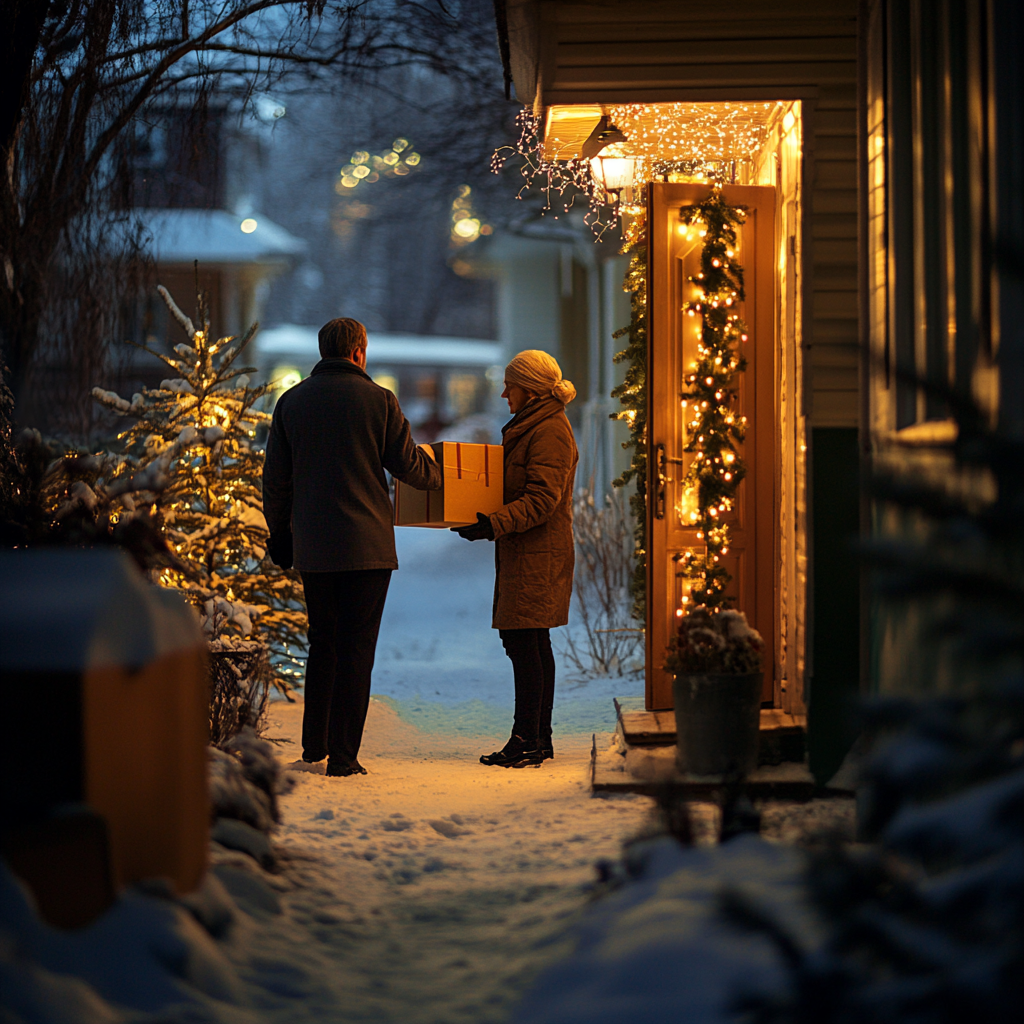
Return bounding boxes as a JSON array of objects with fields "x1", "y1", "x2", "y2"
[
  {"x1": 451, "y1": 512, "x2": 494, "y2": 542},
  {"x1": 268, "y1": 530, "x2": 294, "y2": 569}
]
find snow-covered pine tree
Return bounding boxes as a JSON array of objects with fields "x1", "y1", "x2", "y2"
[
  {"x1": 721, "y1": 387, "x2": 1024, "y2": 1023},
  {"x1": 90, "y1": 284, "x2": 306, "y2": 694}
]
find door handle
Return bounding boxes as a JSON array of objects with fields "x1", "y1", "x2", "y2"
[{"x1": 654, "y1": 444, "x2": 684, "y2": 520}]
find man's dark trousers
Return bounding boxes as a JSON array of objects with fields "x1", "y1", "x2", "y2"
[{"x1": 300, "y1": 569, "x2": 392, "y2": 765}]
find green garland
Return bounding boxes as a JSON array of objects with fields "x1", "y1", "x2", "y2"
[
  {"x1": 610, "y1": 237, "x2": 648, "y2": 622},
  {"x1": 675, "y1": 187, "x2": 749, "y2": 611},
  {"x1": 611, "y1": 186, "x2": 751, "y2": 622}
]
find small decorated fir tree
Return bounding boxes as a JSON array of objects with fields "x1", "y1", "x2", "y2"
[{"x1": 89, "y1": 285, "x2": 306, "y2": 693}]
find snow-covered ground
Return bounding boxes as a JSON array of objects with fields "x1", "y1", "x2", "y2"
[
  {"x1": 230, "y1": 527, "x2": 656, "y2": 1022},
  {"x1": 370, "y1": 527, "x2": 644, "y2": 738},
  {"x1": 2, "y1": 528, "x2": 855, "y2": 1024}
]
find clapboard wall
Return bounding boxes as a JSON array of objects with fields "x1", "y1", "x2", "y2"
[{"x1": 505, "y1": 0, "x2": 860, "y2": 427}]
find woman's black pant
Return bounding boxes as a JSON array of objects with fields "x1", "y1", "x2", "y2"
[{"x1": 499, "y1": 627, "x2": 555, "y2": 749}]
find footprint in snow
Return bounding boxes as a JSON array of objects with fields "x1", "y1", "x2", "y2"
[
  {"x1": 380, "y1": 815, "x2": 413, "y2": 832},
  {"x1": 313, "y1": 809, "x2": 334, "y2": 820},
  {"x1": 428, "y1": 819, "x2": 473, "y2": 839}
]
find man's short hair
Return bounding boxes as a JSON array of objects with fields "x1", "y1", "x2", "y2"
[{"x1": 318, "y1": 318, "x2": 367, "y2": 359}]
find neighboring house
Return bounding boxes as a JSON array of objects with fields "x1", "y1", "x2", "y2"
[
  {"x1": 495, "y1": 0, "x2": 1024, "y2": 784},
  {"x1": 460, "y1": 213, "x2": 633, "y2": 496},
  {"x1": 125, "y1": 101, "x2": 304, "y2": 391},
  {"x1": 255, "y1": 324, "x2": 505, "y2": 442}
]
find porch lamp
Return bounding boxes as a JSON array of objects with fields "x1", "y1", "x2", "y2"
[
  {"x1": 590, "y1": 149, "x2": 636, "y2": 203},
  {"x1": 581, "y1": 116, "x2": 635, "y2": 206}
]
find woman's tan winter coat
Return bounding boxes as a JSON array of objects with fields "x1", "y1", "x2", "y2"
[{"x1": 488, "y1": 396, "x2": 578, "y2": 630}]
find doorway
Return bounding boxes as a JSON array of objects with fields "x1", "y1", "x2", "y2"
[{"x1": 646, "y1": 183, "x2": 777, "y2": 709}]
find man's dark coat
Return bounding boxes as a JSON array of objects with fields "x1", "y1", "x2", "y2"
[{"x1": 263, "y1": 358, "x2": 441, "y2": 571}]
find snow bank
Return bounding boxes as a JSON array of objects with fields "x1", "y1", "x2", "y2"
[
  {"x1": 513, "y1": 835, "x2": 812, "y2": 1024},
  {"x1": 0, "y1": 862, "x2": 255, "y2": 1023}
]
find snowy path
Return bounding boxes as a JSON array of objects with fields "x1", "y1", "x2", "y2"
[
  {"x1": 232, "y1": 700, "x2": 652, "y2": 1023},
  {"x1": 220, "y1": 529, "x2": 653, "y2": 1023},
  {"x1": 370, "y1": 527, "x2": 644, "y2": 737}
]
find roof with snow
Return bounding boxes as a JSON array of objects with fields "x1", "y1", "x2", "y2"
[
  {"x1": 257, "y1": 324, "x2": 503, "y2": 367},
  {"x1": 136, "y1": 208, "x2": 307, "y2": 266}
]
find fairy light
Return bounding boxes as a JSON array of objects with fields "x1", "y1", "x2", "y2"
[
  {"x1": 491, "y1": 109, "x2": 616, "y2": 237},
  {"x1": 494, "y1": 101, "x2": 782, "y2": 238},
  {"x1": 608, "y1": 101, "x2": 777, "y2": 165},
  {"x1": 675, "y1": 185, "x2": 750, "y2": 613},
  {"x1": 492, "y1": 103, "x2": 774, "y2": 616},
  {"x1": 336, "y1": 138, "x2": 421, "y2": 193}
]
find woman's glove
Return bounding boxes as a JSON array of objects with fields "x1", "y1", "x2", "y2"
[
  {"x1": 268, "y1": 530, "x2": 294, "y2": 569},
  {"x1": 451, "y1": 512, "x2": 494, "y2": 542}
]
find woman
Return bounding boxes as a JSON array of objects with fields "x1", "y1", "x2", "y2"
[{"x1": 453, "y1": 350, "x2": 578, "y2": 768}]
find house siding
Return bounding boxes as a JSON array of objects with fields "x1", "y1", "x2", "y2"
[{"x1": 510, "y1": 0, "x2": 860, "y2": 428}]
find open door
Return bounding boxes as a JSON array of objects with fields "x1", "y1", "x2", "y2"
[{"x1": 646, "y1": 183, "x2": 776, "y2": 710}]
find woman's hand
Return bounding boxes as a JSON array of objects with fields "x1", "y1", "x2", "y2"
[{"x1": 451, "y1": 513, "x2": 495, "y2": 542}]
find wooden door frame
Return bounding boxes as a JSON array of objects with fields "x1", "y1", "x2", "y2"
[{"x1": 645, "y1": 183, "x2": 778, "y2": 711}]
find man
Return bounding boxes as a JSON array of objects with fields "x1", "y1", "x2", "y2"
[{"x1": 263, "y1": 318, "x2": 441, "y2": 777}]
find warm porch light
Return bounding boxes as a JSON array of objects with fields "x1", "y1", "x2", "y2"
[{"x1": 590, "y1": 152, "x2": 636, "y2": 198}]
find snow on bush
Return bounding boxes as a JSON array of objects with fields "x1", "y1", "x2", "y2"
[
  {"x1": 513, "y1": 834, "x2": 808, "y2": 1024},
  {"x1": 210, "y1": 727, "x2": 292, "y2": 835},
  {"x1": 665, "y1": 605, "x2": 764, "y2": 676}
]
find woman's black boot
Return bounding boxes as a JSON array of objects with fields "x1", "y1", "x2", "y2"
[{"x1": 480, "y1": 734, "x2": 544, "y2": 768}]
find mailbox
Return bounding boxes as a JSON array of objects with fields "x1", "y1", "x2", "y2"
[{"x1": 0, "y1": 549, "x2": 208, "y2": 926}]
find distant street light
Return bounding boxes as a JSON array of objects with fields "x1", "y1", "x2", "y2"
[{"x1": 240, "y1": 218, "x2": 258, "y2": 234}]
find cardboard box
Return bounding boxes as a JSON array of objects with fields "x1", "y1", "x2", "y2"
[{"x1": 395, "y1": 441, "x2": 503, "y2": 528}]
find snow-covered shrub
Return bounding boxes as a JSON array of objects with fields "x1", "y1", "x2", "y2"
[
  {"x1": 720, "y1": 398, "x2": 1024, "y2": 1022},
  {"x1": 209, "y1": 727, "x2": 291, "y2": 835},
  {"x1": 208, "y1": 638, "x2": 271, "y2": 745},
  {"x1": 723, "y1": 714, "x2": 1024, "y2": 1024},
  {"x1": 83, "y1": 285, "x2": 307, "y2": 695},
  {"x1": 558, "y1": 488, "x2": 644, "y2": 677},
  {"x1": 665, "y1": 606, "x2": 764, "y2": 675}
]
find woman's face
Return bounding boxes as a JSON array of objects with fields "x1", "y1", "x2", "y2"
[{"x1": 501, "y1": 381, "x2": 532, "y2": 414}]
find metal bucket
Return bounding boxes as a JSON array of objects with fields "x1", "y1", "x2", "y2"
[{"x1": 673, "y1": 672, "x2": 764, "y2": 776}]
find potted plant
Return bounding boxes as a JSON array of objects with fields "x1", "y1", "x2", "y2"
[{"x1": 665, "y1": 606, "x2": 765, "y2": 777}]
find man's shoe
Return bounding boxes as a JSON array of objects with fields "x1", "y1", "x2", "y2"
[
  {"x1": 326, "y1": 758, "x2": 368, "y2": 777},
  {"x1": 540, "y1": 745, "x2": 554, "y2": 761}
]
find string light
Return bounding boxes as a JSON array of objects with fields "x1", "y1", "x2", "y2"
[
  {"x1": 494, "y1": 102, "x2": 780, "y2": 238},
  {"x1": 674, "y1": 186, "x2": 750, "y2": 612},
  {"x1": 491, "y1": 109, "x2": 617, "y2": 237},
  {"x1": 492, "y1": 104, "x2": 765, "y2": 616}
]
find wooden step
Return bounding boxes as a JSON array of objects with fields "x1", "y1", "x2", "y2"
[
  {"x1": 591, "y1": 734, "x2": 815, "y2": 800},
  {"x1": 614, "y1": 696, "x2": 807, "y2": 764}
]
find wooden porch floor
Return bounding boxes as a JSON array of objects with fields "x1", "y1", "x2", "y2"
[{"x1": 590, "y1": 697, "x2": 815, "y2": 799}]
